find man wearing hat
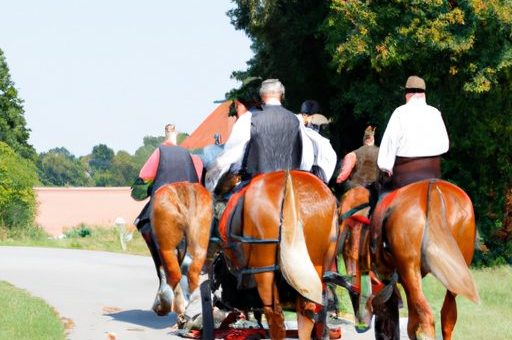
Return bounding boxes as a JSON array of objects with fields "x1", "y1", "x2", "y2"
[
  {"x1": 297, "y1": 99, "x2": 337, "y2": 183},
  {"x1": 377, "y1": 75, "x2": 449, "y2": 188},
  {"x1": 336, "y1": 125, "x2": 379, "y2": 189}
]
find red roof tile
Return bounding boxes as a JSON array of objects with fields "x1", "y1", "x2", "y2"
[{"x1": 181, "y1": 101, "x2": 237, "y2": 150}]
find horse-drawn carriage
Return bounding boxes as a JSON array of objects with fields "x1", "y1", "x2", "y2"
[{"x1": 149, "y1": 171, "x2": 479, "y2": 340}]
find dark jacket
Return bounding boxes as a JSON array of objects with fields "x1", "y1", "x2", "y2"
[
  {"x1": 151, "y1": 144, "x2": 198, "y2": 195},
  {"x1": 243, "y1": 104, "x2": 302, "y2": 176},
  {"x1": 136, "y1": 144, "x2": 198, "y2": 229},
  {"x1": 348, "y1": 144, "x2": 379, "y2": 187}
]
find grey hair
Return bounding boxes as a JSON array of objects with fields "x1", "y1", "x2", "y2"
[{"x1": 259, "y1": 78, "x2": 285, "y2": 97}]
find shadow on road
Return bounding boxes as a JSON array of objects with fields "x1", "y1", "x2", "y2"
[{"x1": 105, "y1": 309, "x2": 176, "y2": 330}]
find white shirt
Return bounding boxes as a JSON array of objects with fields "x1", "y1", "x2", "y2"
[
  {"x1": 205, "y1": 106, "x2": 337, "y2": 191},
  {"x1": 205, "y1": 111, "x2": 251, "y2": 191},
  {"x1": 377, "y1": 95, "x2": 449, "y2": 172}
]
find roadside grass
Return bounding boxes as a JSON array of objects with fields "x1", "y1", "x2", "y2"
[
  {"x1": 0, "y1": 224, "x2": 149, "y2": 256},
  {"x1": 0, "y1": 281, "x2": 66, "y2": 340},
  {"x1": 337, "y1": 265, "x2": 512, "y2": 339},
  {"x1": 418, "y1": 265, "x2": 512, "y2": 340}
]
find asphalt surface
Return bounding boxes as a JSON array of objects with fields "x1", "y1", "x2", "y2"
[{"x1": 0, "y1": 246, "x2": 408, "y2": 339}]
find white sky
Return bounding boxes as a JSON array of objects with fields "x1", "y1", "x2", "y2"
[{"x1": 0, "y1": 0, "x2": 253, "y2": 156}]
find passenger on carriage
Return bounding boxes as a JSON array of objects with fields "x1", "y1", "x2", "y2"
[
  {"x1": 132, "y1": 123, "x2": 202, "y2": 275},
  {"x1": 378, "y1": 75, "x2": 449, "y2": 189},
  {"x1": 336, "y1": 125, "x2": 380, "y2": 190},
  {"x1": 296, "y1": 100, "x2": 337, "y2": 183},
  {"x1": 205, "y1": 78, "x2": 337, "y2": 193}
]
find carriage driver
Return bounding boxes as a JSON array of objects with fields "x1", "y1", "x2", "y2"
[
  {"x1": 206, "y1": 78, "x2": 337, "y2": 192},
  {"x1": 377, "y1": 75, "x2": 449, "y2": 189}
]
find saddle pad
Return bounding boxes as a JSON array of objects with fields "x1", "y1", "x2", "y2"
[{"x1": 370, "y1": 190, "x2": 399, "y2": 249}]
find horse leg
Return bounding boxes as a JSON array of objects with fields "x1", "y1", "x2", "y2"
[
  {"x1": 374, "y1": 288, "x2": 400, "y2": 340},
  {"x1": 140, "y1": 224, "x2": 163, "y2": 279},
  {"x1": 254, "y1": 272, "x2": 286, "y2": 339},
  {"x1": 159, "y1": 248, "x2": 186, "y2": 315},
  {"x1": 440, "y1": 291, "x2": 457, "y2": 340},
  {"x1": 296, "y1": 296, "x2": 316, "y2": 340},
  {"x1": 185, "y1": 238, "x2": 207, "y2": 294},
  {"x1": 401, "y1": 270, "x2": 435, "y2": 339}
]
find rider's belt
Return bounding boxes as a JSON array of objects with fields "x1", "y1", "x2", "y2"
[{"x1": 392, "y1": 156, "x2": 441, "y2": 189}]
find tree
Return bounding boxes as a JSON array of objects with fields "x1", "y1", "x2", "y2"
[
  {"x1": 37, "y1": 147, "x2": 91, "y2": 186},
  {"x1": 110, "y1": 150, "x2": 138, "y2": 186},
  {"x1": 0, "y1": 142, "x2": 38, "y2": 229},
  {"x1": 0, "y1": 49, "x2": 36, "y2": 160},
  {"x1": 89, "y1": 144, "x2": 115, "y2": 172}
]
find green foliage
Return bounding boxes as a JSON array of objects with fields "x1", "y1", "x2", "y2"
[
  {"x1": 37, "y1": 147, "x2": 92, "y2": 186},
  {"x1": 89, "y1": 144, "x2": 114, "y2": 172},
  {"x1": 63, "y1": 224, "x2": 92, "y2": 238},
  {"x1": 109, "y1": 150, "x2": 138, "y2": 186},
  {"x1": 228, "y1": 1, "x2": 334, "y2": 113},
  {"x1": 0, "y1": 49, "x2": 36, "y2": 161},
  {"x1": 0, "y1": 142, "x2": 37, "y2": 229},
  {"x1": 230, "y1": 0, "x2": 512, "y2": 263}
]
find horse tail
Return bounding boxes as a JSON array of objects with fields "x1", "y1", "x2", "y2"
[
  {"x1": 279, "y1": 171, "x2": 323, "y2": 305},
  {"x1": 423, "y1": 181, "x2": 480, "y2": 303}
]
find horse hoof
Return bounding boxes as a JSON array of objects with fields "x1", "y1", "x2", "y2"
[
  {"x1": 152, "y1": 287, "x2": 173, "y2": 316},
  {"x1": 355, "y1": 322, "x2": 370, "y2": 333}
]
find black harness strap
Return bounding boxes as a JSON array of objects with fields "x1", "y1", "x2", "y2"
[{"x1": 340, "y1": 202, "x2": 370, "y2": 221}]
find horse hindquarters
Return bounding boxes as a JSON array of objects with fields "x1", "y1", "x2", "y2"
[{"x1": 423, "y1": 182, "x2": 479, "y2": 304}]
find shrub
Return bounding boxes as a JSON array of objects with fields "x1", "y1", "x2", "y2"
[
  {"x1": 0, "y1": 142, "x2": 38, "y2": 229},
  {"x1": 64, "y1": 224, "x2": 92, "y2": 238}
]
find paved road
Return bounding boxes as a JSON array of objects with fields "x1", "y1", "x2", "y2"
[
  {"x1": 0, "y1": 246, "x2": 407, "y2": 339},
  {"x1": 0, "y1": 246, "x2": 176, "y2": 339}
]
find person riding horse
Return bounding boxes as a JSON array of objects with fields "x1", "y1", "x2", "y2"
[
  {"x1": 336, "y1": 125, "x2": 380, "y2": 190},
  {"x1": 132, "y1": 123, "x2": 202, "y2": 278},
  {"x1": 378, "y1": 75, "x2": 449, "y2": 189}
]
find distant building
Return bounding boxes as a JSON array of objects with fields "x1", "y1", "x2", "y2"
[{"x1": 180, "y1": 101, "x2": 235, "y2": 150}]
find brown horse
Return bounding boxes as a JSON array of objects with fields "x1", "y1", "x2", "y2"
[
  {"x1": 218, "y1": 170, "x2": 338, "y2": 339},
  {"x1": 339, "y1": 180, "x2": 479, "y2": 340},
  {"x1": 150, "y1": 181, "x2": 213, "y2": 318}
]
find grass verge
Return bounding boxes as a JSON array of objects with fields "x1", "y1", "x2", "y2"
[
  {"x1": 0, "y1": 281, "x2": 66, "y2": 340},
  {"x1": 0, "y1": 224, "x2": 149, "y2": 256},
  {"x1": 419, "y1": 265, "x2": 512, "y2": 340},
  {"x1": 337, "y1": 265, "x2": 512, "y2": 339}
]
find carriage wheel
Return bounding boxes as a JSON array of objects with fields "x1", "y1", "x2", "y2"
[{"x1": 200, "y1": 279, "x2": 214, "y2": 340}]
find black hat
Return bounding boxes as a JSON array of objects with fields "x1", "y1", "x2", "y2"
[{"x1": 300, "y1": 100, "x2": 321, "y2": 115}]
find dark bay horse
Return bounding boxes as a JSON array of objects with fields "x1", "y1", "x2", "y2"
[
  {"x1": 150, "y1": 181, "x2": 213, "y2": 317},
  {"x1": 339, "y1": 180, "x2": 479, "y2": 340},
  {"x1": 219, "y1": 170, "x2": 338, "y2": 339}
]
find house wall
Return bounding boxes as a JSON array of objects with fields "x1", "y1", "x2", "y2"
[{"x1": 34, "y1": 187, "x2": 148, "y2": 236}]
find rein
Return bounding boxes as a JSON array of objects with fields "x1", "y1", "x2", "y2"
[{"x1": 340, "y1": 202, "x2": 370, "y2": 221}]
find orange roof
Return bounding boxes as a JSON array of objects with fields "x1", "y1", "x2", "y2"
[{"x1": 181, "y1": 101, "x2": 237, "y2": 150}]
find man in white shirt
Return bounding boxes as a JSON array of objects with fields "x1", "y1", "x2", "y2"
[{"x1": 377, "y1": 75, "x2": 449, "y2": 188}]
